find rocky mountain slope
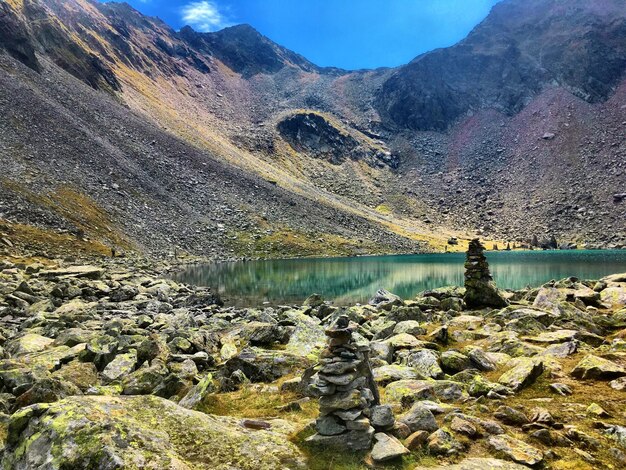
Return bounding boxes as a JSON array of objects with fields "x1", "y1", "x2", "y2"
[{"x1": 0, "y1": 0, "x2": 625, "y2": 259}]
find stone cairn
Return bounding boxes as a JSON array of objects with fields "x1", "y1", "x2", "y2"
[
  {"x1": 306, "y1": 315, "x2": 380, "y2": 451},
  {"x1": 463, "y1": 238, "x2": 509, "y2": 308}
]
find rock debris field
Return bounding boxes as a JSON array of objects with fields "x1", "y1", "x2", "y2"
[{"x1": 0, "y1": 249, "x2": 625, "y2": 469}]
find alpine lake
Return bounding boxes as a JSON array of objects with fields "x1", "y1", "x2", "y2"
[{"x1": 173, "y1": 250, "x2": 626, "y2": 307}]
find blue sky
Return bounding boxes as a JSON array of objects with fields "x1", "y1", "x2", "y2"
[{"x1": 111, "y1": 0, "x2": 502, "y2": 70}]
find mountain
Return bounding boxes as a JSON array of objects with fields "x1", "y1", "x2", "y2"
[{"x1": 0, "y1": 0, "x2": 624, "y2": 259}]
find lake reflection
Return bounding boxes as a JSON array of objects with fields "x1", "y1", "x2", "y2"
[{"x1": 173, "y1": 250, "x2": 626, "y2": 307}]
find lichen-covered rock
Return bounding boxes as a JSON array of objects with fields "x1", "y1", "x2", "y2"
[
  {"x1": 399, "y1": 402, "x2": 438, "y2": 433},
  {"x1": 385, "y1": 379, "x2": 463, "y2": 405},
  {"x1": 404, "y1": 349, "x2": 443, "y2": 379},
  {"x1": 571, "y1": 355, "x2": 626, "y2": 380},
  {"x1": 487, "y1": 435, "x2": 543, "y2": 466},
  {"x1": 52, "y1": 361, "x2": 98, "y2": 391},
  {"x1": 224, "y1": 347, "x2": 310, "y2": 382},
  {"x1": 414, "y1": 458, "x2": 529, "y2": 470},
  {"x1": 441, "y1": 350, "x2": 471, "y2": 373},
  {"x1": 427, "y1": 428, "x2": 465, "y2": 455},
  {"x1": 101, "y1": 350, "x2": 138, "y2": 383},
  {"x1": 371, "y1": 432, "x2": 410, "y2": 462},
  {"x1": 6, "y1": 333, "x2": 54, "y2": 356},
  {"x1": 498, "y1": 358, "x2": 544, "y2": 391},
  {"x1": 2, "y1": 395, "x2": 306, "y2": 469},
  {"x1": 373, "y1": 364, "x2": 423, "y2": 384},
  {"x1": 179, "y1": 373, "x2": 216, "y2": 410}
]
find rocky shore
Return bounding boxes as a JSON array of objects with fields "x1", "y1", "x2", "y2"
[{"x1": 0, "y1": 254, "x2": 625, "y2": 469}]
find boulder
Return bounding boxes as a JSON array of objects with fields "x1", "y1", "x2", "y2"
[
  {"x1": 2, "y1": 395, "x2": 305, "y2": 469},
  {"x1": 570, "y1": 355, "x2": 626, "y2": 380},
  {"x1": 370, "y1": 404, "x2": 395, "y2": 430},
  {"x1": 385, "y1": 379, "x2": 464, "y2": 405},
  {"x1": 405, "y1": 349, "x2": 443, "y2": 379},
  {"x1": 427, "y1": 429, "x2": 464, "y2": 455},
  {"x1": 487, "y1": 435, "x2": 543, "y2": 466},
  {"x1": 224, "y1": 347, "x2": 309, "y2": 382},
  {"x1": 39, "y1": 266, "x2": 105, "y2": 280},
  {"x1": 399, "y1": 402, "x2": 438, "y2": 433},
  {"x1": 498, "y1": 358, "x2": 544, "y2": 391},
  {"x1": 6, "y1": 334, "x2": 54, "y2": 356},
  {"x1": 371, "y1": 432, "x2": 409, "y2": 462},
  {"x1": 441, "y1": 350, "x2": 471, "y2": 373},
  {"x1": 373, "y1": 365, "x2": 422, "y2": 384},
  {"x1": 414, "y1": 458, "x2": 530, "y2": 470},
  {"x1": 101, "y1": 350, "x2": 137, "y2": 383}
]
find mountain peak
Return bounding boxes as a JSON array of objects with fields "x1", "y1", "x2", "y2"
[{"x1": 179, "y1": 22, "x2": 322, "y2": 77}]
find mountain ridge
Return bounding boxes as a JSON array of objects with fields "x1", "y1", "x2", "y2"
[{"x1": 0, "y1": 0, "x2": 624, "y2": 259}]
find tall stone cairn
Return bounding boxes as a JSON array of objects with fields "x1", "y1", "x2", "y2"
[
  {"x1": 305, "y1": 315, "x2": 378, "y2": 451},
  {"x1": 463, "y1": 238, "x2": 509, "y2": 308}
]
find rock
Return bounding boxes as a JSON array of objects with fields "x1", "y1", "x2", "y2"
[
  {"x1": 405, "y1": 430, "x2": 429, "y2": 450},
  {"x1": 109, "y1": 285, "x2": 138, "y2": 302},
  {"x1": 370, "y1": 404, "x2": 395, "y2": 430},
  {"x1": 525, "y1": 329, "x2": 578, "y2": 344},
  {"x1": 571, "y1": 354, "x2": 626, "y2": 380},
  {"x1": 609, "y1": 376, "x2": 626, "y2": 391},
  {"x1": 370, "y1": 342, "x2": 393, "y2": 363},
  {"x1": 315, "y1": 415, "x2": 346, "y2": 435},
  {"x1": 15, "y1": 378, "x2": 81, "y2": 408},
  {"x1": 79, "y1": 335, "x2": 119, "y2": 370},
  {"x1": 488, "y1": 435, "x2": 543, "y2": 466},
  {"x1": 427, "y1": 429, "x2": 464, "y2": 455},
  {"x1": 405, "y1": 349, "x2": 443, "y2": 379},
  {"x1": 466, "y1": 347, "x2": 497, "y2": 371},
  {"x1": 498, "y1": 358, "x2": 543, "y2": 391},
  {"x1": 385, "y1": 379, "x2": 463, "y2": 405},
  {"x1": 541, "y1": 340, "x2": 578, "y2": 358},
  {"x1": 369, "y1": 289, "x2": 403, "y2": 310},
  {"x1": 587, "y1": 403, "x2": 610, "y2": 417},
  {"x1": 224, "y1": 347, "x2": 309, "y2": 382},
  {"x1": 283, "y1": 309, "x2": 326, "y2": 357},
  {"x1": 305, "y1": 426, "x2": 375, "y2": 451},
  {"x1": 494, "y1": 406, "x2": 530, "y2": 426},
  {"x1": 393, "y1": 320, "x2": 425, "y2": 336},
  {"x1": 399, "y1": 402, "x2": 438, "y2": 433},
  {"x1": 373, "y1": 364, "x2": 421, "y2": 384},
  {"x1": 7, "y1": 334, "x2": 54, "y2": 356},
  {"x1": 441, "y1": 350, "x2": 471, "y2": 373},
  {"x1": 601, "y1": 286, "x2": 626, "y2": 308},
  {"x1": 319, "y1": 389, "x2": 365, "y2": 412},
  {"x1": 549, "y1": 383, "x2": 573, "y2": 396},
  {"x1": 303, "y1": 293, "x2": 324, "y2": 307},
  {"x1": 39, "y1": 266, "x2": 105, "y2": 280},
  {"x1": 451, "y1": 416, "x2": 478, "y2": 438},
  {"x1": 2, "y1": 395, "x2": 305, "y2": 469},
  {"x1": 414, "y1": 458, "x2": 529, "y2": 470},
  {"x1": 178, "y1": 373, "x2": 216, "y2": 409},
  {"x1": 101, "y1": 350, "x2": 137, "y2": 383},
  {"x1": 384, "y1": 333, "x2": 422, "y2": 349},
  {"x1": 371, "y1": 432, "x2": 409, "y2": 462},
  {"x1": 52, "y1": 361, "x2": 98, "y2": 391},
  {"x1": 121, "y1": 360, "x2": 167, "y2": 395}
]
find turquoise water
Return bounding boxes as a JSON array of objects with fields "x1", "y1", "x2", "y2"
[{"x1": 173, "y1": 250, "x2": 626, "y2": 307}]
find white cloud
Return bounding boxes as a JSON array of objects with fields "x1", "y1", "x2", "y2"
[{"x1": 181, "y1": 1, "x2": 228, "y2": 32}]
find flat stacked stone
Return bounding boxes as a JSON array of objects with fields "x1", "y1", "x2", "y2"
[
  {"x1": 306, "y1": 315, "x2": 378, "y2": 450},
  {"x1": 463, "y1": 238, "x2": 509, "y2": 309}
]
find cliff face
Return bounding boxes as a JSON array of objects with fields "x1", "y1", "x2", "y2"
[{"x1": 0, "y1": 0, "x2": 624, "y2": 257}]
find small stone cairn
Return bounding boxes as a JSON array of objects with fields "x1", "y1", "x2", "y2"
[
  {"x1": 463, "y1": 238, "x2": 509, "y2": 308},
  {"x1": 306, "y1": 315, "x2": 381, "y2": 451}
]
